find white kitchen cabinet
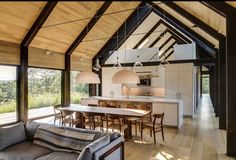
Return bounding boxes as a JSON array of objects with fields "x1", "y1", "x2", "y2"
[
  {"x1": 165, "y1": 64, "x2": 195, "y2": 117},
  {"x1": 152, "y1": 102, "x2": 182, "y2": 128},
  {"x1": 164, "y1": 103, "x2": 178, "y2": 126}
]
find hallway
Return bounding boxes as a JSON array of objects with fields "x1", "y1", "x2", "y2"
[{"x1": 125, "y1": 94, "x2": 233, "y2": 160}]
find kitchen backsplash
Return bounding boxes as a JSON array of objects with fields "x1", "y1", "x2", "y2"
[{"x1": 122, "y1": 85, "x2": 165, "y2": 97}]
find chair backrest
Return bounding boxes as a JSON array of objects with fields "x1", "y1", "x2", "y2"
[
  {"x1": 53, "y1": 104, "x2": 61, "y2": 115},
  {"x1": 107, "y1": 101, "x2": 120, "y2": 108},
  {"x1": 139, "y1": 104, "x2": 151, "y2": 111},
  {"x1": 127, "y1": 103, "x2": 138, "y2": 109},
  {"x1": 99, "y1": 101, "x2": 107, "y2": 107},
  {"x1": 62, "y1": 110, "x2": 74, "y2": 117},
  {"x1": 153, "y1": 113, "x2": 164, "y2": 125},
  {"x1": 88, "y1": 104, "x2": 97, "y2": 107}
]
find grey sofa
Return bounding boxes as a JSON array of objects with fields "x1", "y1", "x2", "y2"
[{"x1": 0, "y1": 121, "x2": 124, "y2": 160}]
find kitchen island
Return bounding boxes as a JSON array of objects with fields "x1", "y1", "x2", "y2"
[{"x1": 81, "y1": 96, "x2": 183, "y2": 128}]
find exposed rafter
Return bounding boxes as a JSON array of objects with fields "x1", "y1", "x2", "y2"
[
  {"x1": 165, "y1": 50, "x2": 174, "y2": 59},
  {"x1": 21, "y1": 2, "x2": 58, "y2": 47},
  {"x1": 164, "y1": 1, "x2": 223, "y2": 40},
  {"x1": 201, "y1": 2, "x2": 235, "y2": 18},
  {"x1": 65, "y1": 2, "x2": 112, "y2": 56},
  {"x1": 159, "y1": 36, "x2": 173, "y2": 50},
  {"x1": 95, "y1": 2, "x2": 152, "y2": 64},
  {"x1": 159, "y1": 19, "x2": 191, "y2": 44},
  {"x1": 159, "y1": 41, "x2": 176, "y2": 59},
  {"x1": 148, "y1": 29, "x2": 167, "y2": 47},
  {"x1": 101, "y1": 58, "x2": 215, "y2": 67},
  {"x1": 147, "y1": 2, "x2": 216, "y2": 56},
  {"x1": 133, "y1": 20, "x2": 162, "y2": 49},
  {"x1": 19, "y1": 2, "x2": 57, "y2": 122}
]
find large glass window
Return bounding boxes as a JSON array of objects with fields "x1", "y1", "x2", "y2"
[
  {"x1": 0, "y1": 66, "x2": 17, "y2": 125},
  {"x1": 28, "y1": 68, "x2": 61, "y2": 119},
  {"x1": 71, "y1": 71, "x2": 89, "y2": 104}
]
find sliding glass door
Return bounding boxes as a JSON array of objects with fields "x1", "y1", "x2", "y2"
[{"x1": 0, "y1": 66, "x2": 17, "y2": 125}]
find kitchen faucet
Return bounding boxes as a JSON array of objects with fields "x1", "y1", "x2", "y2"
[{"x1": 127, "y1": 87, "x2": 131, "y2": 99}]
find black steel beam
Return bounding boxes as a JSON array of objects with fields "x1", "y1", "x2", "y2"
[
  {"x1": 201, "y1": 2, "x2": 235, "y2": 18},
  {"x1": 95, "y1": 3, "x2": 152, "y2": 64},
  {"x1": 218, "y1": 35, "x2": 226, "y2": 130},
  {"x1": 101, "y1": 58, "x2": 215, "y2": 67},
  {"x1": 226, "y1": 12, "x2": 236, "y2": 157},
  {"x1": 21, "y1": 2, "x2": 57, "y2": 46},
  {"x1": 133, "y1": 20, "x2": 162, "y2": 49},
  {"x1": 165, "y1": 1, "x2": 222, "y2": 40},
  {"x1": 147, "y1": 2, "x2": 216, "y2": 56},
  {"x1": 65, "y1": 2, "x2": 112, "y2": 56},
  {"x1": 159, "y1": 20, "x2": 191, "y2": 44},
  {"x1": 19, "y1": 2, "x2": 57, "y2": 122}
]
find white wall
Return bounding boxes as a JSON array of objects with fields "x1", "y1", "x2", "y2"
[{"x1": 173, "y1": 43, "x2": 196, "y2": 60}]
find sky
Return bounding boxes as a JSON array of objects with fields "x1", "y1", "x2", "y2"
[{"x1": 0, "y1": 66, "x2": 16, "y2": 81}]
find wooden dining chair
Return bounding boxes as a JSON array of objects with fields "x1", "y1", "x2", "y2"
[
  {"x1": 106, "y1": 102, "x2": 127, "y2": 134},
  {"x1": 141, "y1": 113, "x2": 164, "y2": 144},
  {"x1": 61, "y1": 110, "x2": 81, "y2": 127},
  {"x1": 127, "y1": 103, "x2": 140, "y2": 136},
  {"x1": 83, "y1": 104, "x2": 103, "y2": 131},
  {"x1": 53, "y1": 104, "x2": 63, "y2": 125}
]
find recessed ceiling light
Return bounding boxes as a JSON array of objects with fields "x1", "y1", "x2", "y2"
[{"x1": 46, "y1": 50, "x2": 52, "y2": 55}]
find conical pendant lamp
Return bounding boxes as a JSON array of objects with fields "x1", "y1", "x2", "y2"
[
  {"x1": 112, "y1": 69, "x2": 140, "y2": 84},
  {"x1": 75, "y1": 71, "x2": 100, "y2": 84}
]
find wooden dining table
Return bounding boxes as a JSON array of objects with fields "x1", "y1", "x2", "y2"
[{"x1": 59, "y1": 104, "x2": 151, "y2": 139}]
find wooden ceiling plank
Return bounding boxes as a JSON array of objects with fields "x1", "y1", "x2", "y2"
[
  {"x1": 133, "y1": 19, "x2": 162, "y2": 49},
  {"x1": 94, "y1": 2, "x2": 152, "y2": 64},
  {"x1": 65, "y1": 2, "x2": 112, "y2": 56},
  {"x1": 165, "y1": 1, "x2": 222, "y2": 40},
  {"x1": 21, "y1": 2, "x2": 58, "y2": 46},
  {"x1": 147, "y1": 2, "x2": 216, "y2": 56}
]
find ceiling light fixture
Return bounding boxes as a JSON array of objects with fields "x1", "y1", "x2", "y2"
[
  {"x1": 112, "y1": 20, "x2": 140, "y2": 84},
  {"x1": 159, "y1": 4, "x2": 169, "y2": 68},
  {"x1": 134, "y1": 8, "x2": 143, "y2": 68},
  {"x1": 93, "y1": 57, "x2": 101, "y2": 72},
  {"x1": 75, "y1": 71, "x2": 100, "y2": 84},
  {"x1": 113, "y1": 30, "x2": 122, "y2": 69}
]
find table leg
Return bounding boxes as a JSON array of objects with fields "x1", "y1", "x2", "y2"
[{"x1": 124, "y1": 117, "x2": 132, "y2": 140}]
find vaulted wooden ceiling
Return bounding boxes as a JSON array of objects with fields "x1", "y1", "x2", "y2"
[{"x1": 0, "y1": 1, "x2": 233, "y2": 71}]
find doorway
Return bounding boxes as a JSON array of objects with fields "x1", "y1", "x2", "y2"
[{"x1": 202, "y1": 74, "x2": 210, "y2": 94}]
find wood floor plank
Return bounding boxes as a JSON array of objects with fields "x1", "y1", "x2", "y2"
[{"x1": 125, "y1": 95, "x2": 235, "y2": 160}]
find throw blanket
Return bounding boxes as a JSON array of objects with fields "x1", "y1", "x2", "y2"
[{"x1": 33, "y1": 125, "x2": 96, "y2": 154}]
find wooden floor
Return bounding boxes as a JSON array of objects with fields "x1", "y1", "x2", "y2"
[{"x1": 125, "y1": 94, "x2": 235, "y2": 160}]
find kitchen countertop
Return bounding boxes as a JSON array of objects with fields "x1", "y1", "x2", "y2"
[{"x1": 83, "y1": 96, "x2": 182, "y2": 104}]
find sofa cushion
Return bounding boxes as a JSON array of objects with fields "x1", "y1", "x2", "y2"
[
  {"x1": 35, "y1": 152, "x2": 79, "y2": 160},
  {"x1": 0, "y1": 122, "x2": 27, "y2": 150},
  {"x1": 26, "y1": 121, "x2": 120, "y2": 142},
  {"x1": 59, "y1": 125, "x2": 120, "y2": 141},
  {"x1": 0, "y1": 141, "x2": 52, "y2": 160},
  {"x1": 33, "y1": 125, "x2": 96, "y2": 153},
  {"x1": 26, "y1": 120, "x2": 43, "y2": 141},
  {"x1": 78, "y1": 135, "x2": 110, "y2": 160}
]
